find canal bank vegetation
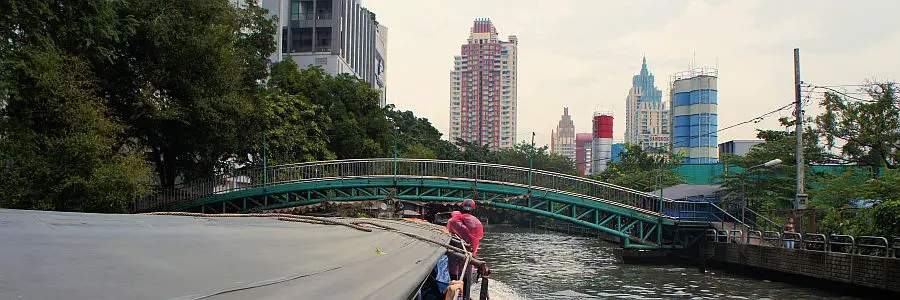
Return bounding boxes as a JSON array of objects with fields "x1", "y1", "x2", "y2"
[
  {"x1": 0, "y1": 0, "x2": 573, "y2": 213},
  {"x1": 717, "y1": 83, "x2": 900, "y2": 239},
  {"x1": 589, "y1": 143, "x2": 685, "y2": 192}
]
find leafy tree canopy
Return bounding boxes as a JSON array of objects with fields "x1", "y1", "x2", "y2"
[
  {"x1": 592, "y1": 143, "x2": 683, "y2": 192},
  {"x1": 816, "y1": 83, "x2": 900, "y2": 169}
]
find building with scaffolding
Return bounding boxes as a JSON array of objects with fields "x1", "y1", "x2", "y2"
[
  {"x1": 592, "y1": 112, "x2": 614, "y2": 173},
  {"x1": 670, "y1": 67, "x2": 719, "y2": 164}
]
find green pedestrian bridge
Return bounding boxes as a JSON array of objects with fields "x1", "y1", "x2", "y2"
[{"x1": 135, "y1": 158, "x2": 746, "y2": 249}]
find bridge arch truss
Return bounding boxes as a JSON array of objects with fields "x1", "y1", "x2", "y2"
[{"x1": 137, "y1": 159, "x2": 733, "y2": 249}]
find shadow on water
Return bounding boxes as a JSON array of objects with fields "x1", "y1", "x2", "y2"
[{"x1": 477, "y1": 226, "x2": 862, "y2": 300}]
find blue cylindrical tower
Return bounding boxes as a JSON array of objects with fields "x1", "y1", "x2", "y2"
[{"x1": 670, "y1": 68, "x2": 718, "y2": 164}]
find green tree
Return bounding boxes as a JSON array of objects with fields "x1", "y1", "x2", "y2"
[
  {"x1": 268, "y1": 60, "x2": 391, "y2": 159},
  {"x1": 402, "y1": 143, "x2": 438, "y2": 159},
  {"x1": 0, "y1": 46, "x2": 150, "y2": 212},
  {"x1": 495, "y1": 143, "x2": 577, "y2": 175},
  {"x1": 816, "y1": 83, "x2": 900, "y2": 169},
  {"x1": 255, "y1": 93, "x2": 334, "y2": 165},
  {"x1": 592, "y1": 143, "x2": 683, "y2": 192},
  {"x1": 810, "y1": 167, "x2": 871, "y2": 209},
  {"x1": 816, "y1": 169, "x2": 900, "y2": 236},
  {"x1": 101, "y1": 0, "x2": 275, "y2": 187},
  {"x1": 873, "y1": 200, "x2": 900, "y2": 239},
  {"x1": 454, "y1": 140, "x2": 498, "y2": 163},
  {"x1": 718, "y1": 117, "x2": 828, "y2": 211},
  {"x1": 386, "y1": 108, "x2": 449, "y2": 158}
]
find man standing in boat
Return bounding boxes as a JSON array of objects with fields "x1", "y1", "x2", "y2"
[{"x1": 446, "y1": 199, "x2": 484, "y2": 298}]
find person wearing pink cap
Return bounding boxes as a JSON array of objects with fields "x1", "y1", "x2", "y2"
[{"x1": 445, "y1": 198, "x2": 484, "y2": 299}]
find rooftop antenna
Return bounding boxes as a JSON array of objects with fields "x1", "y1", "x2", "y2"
[{"x1": 692, "y1": 51, "x2": 696, "y2": 69}]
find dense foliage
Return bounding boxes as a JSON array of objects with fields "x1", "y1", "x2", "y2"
[
  {"x1": 717, "y1": 82, "x2": 900, "y2": 237},
  {"x1": 816, "y1": 84, "x2": 899, "y2": 169},
  {"x1": 0, "y1": 0, "x2": 575, "y2": 212},
  {"x1": 809, "y1": 84, "x2": 900, "y2": 237},
  {"x1": 718, "y1": 117, "x2": 828, "y2": 211},
  {"x1": 590, "y1": 143, "x2": 684, "y2": 192}
]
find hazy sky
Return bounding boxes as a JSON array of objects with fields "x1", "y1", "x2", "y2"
[{"x1": 364, "y1": 0, "x2": 900, "y2": 147}]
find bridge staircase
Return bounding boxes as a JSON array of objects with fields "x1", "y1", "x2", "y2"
[{"x1": 706, "y1": 207, "x2": 783, "y2": 246}]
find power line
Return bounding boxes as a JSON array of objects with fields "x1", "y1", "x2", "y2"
[
  {"x1": 571, "y1": 101, "x2": 796, "y2": 167},
  {"x1": 805, "y1": 84, "x2": 899, "y2": 103},
  {"x1": 808, "y1": 83, "x2": 897, "y2": 88}
]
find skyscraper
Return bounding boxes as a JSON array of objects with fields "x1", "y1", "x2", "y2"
[
  {"x1": 265, "y1": 0, "x2": 388, "y2": 106},
  {"x1": 551, "y1": 107, "x2": 576, "y2": 163},
  {"x1": 625, "y1": 57, "x2": 670, "y2": 150},
  {"x1": 670, "y1": 67, "x2": 719, "y2": 164},
  {"x1": 449, "y1": 18, "x2": 518, "y2": 150}
]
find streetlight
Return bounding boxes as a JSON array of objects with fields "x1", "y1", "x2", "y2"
[
  {"x1": 740, "y1": 158, "x2": 782, "y2": 223},
  {"x1": 393, "y1": 124, "x2": 399, "y2": 182},
  {"x1": 263, "y1": 132, "x2": 268, "y2": 190},
  {"x1": 528, "y1": 132, "x2": 535, "y2": 194}
]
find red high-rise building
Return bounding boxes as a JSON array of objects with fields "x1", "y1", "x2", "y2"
[
  {"x1": 575, "y1": 133, "x2": 593, "y2": 176},
  {"x1": 449, "y1": 19, "x2": 518, "y2": 150}
]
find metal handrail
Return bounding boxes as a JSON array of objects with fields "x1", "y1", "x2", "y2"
[
  {"x1": 716, "y1": 230, "x2": 728, "y2": 243},
  {"x1": 803, "y1": 233, "x2": 827, "y2": 251},
  {"x1": 762, "y1": 231, "x2": 781, "y2": 247},
  {"x1": 893, "y1": 238, "x2": 900, "y2": 258},
  {"x1": 747, "y1": 230, "x2": 763, "y2": 245},
  {"x1": 706, "y1": 229, "x2": 718, "y2": 242},
  {"x1": 135, "y1": 159, "x2": 748, "y2": 229},
  {"x1": 729, "y1": 230, "x2": 744, "y2": 244},
  {"x1": 743, "y1": 207, "x2": 783, "y2": 232},
  {"x1": 781, "y1": 232, "x2": 802, "y2": 249},
  {"x1": 710, "y1": 202, "x2": 743, "y2": 226},
  {"x1": 857, "y1": 236, "x2": 889, "y2": 257},
  {"x1": 829, "y1": 235, "x2": 855, "y2": 253},
  {"x1": 247, "y1": 158, "x2": 663, "y2": 198}
]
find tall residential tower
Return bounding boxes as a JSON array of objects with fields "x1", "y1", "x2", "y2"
[
  {"x1": 449, "y1": 19, "x2": 518, "y2": 150},
  {"x1": 550, "y1": 108, "x2": 576, "y2": 163},
  {"x1": 624, "y1": 57, "x2": 670, "y2": 150}
]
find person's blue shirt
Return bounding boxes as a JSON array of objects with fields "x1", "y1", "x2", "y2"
[{"x1": 435, "y1": 255, "x2": 450, "y2": 292}]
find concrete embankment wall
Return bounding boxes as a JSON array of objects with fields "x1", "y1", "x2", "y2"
[{"x1": 706, "y1": 243, "x2": 900, "y2": 294}]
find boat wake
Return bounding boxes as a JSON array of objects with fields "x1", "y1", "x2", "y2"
[{"x1": 470, "y1": 278, "x2": 525, "y2": 300}]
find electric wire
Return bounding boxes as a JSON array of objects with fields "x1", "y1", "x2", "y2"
[{"x1": 571, "y1": 101, "x2": 796, "y2": 167}]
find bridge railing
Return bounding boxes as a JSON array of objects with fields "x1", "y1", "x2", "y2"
[{"x1": 134, "y1": 159, "x2": 742, "y2": 226}]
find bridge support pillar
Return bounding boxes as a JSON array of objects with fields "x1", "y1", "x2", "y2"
[{"x1": 698, "y1": 237, "x2": 708, "y2": 274}]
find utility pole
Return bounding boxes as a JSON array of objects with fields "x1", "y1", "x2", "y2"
[
  {"x1": 793, "y1": 48, "x2": 807, "y2": 230},
  {"x1": 793, "y1": 49, "x2": 806, "y2": 205}
]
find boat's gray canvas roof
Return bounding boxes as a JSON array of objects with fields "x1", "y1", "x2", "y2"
[{"x1": 0, "y1": 209, "x2": 448, "y2": 300}]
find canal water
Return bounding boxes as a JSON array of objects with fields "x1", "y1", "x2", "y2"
[{"x1": 476, "y1": 226, "x2": 860, "y2": 300}]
